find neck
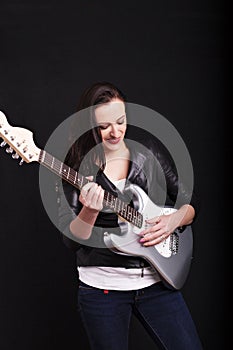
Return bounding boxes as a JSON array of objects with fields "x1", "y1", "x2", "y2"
[{"x1": 104, "y1": 142, "x2": 129, "y2": 161}]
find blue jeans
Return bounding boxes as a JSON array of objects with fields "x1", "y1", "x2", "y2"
[{"x1": 77, "y1": 280, "x2": 203, "y2": 350}]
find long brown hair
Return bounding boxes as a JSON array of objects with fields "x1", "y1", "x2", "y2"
[{"x1": 65, "y1": 81, "x2": 127, "y2": 175}]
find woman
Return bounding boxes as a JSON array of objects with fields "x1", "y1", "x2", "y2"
[{"x1": 58, "y1": 81, "x2": 203, "y2": 350}]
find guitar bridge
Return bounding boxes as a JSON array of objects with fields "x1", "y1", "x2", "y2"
[{"x1": 169, "y1": 232, "x2": 179, "y2": 255}]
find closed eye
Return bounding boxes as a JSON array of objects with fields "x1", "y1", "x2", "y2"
[
  {"x1": 99, "y1": 124, "x2": 110, "y2": 130},
  {"x1": 117, "y1": 117, "x2": 125, "y2": 125},
  {"x1": 98, "y1": 115, "x2": 126, "y2": 129}
]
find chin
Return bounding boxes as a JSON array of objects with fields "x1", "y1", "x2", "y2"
[{"x1": 104, "y1": 140, "x2": 123, "y2": 152}]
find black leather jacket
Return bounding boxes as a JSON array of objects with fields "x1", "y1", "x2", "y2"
[{"x1": 58, "y1": 135, "x2": 199, "y2": 269}]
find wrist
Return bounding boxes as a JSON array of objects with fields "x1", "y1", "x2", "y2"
[{"x1": 80, "y1": 206, "x2": 100, "y2": 220}]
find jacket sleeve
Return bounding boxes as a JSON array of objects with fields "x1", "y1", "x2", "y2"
[
  {"x1": 157, "y1": 141, "x2": 200, "y2": 218},
  {"x1": 146, "y1": 137, "x2": 200, "y2": 219}
]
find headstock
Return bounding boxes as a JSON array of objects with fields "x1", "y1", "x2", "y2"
[{"x1": 0, "y1": 111, "x2": 41, "y2": 164}]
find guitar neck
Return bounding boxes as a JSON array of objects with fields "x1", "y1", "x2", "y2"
[{"x1": 38, "y1": 150, "x2": 143, "y2": 228}]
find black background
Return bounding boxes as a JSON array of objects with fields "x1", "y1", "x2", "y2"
[{"x1": 0, "y1": 1, "x2": 227, "y2": 349}]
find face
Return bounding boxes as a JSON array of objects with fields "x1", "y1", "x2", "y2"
[{"x1": 94, "y1": 98, "x2": 127, "y2": 153}]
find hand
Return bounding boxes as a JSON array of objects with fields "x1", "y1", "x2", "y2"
[
  {"x1": 79, "y1": 181, "x2": 104, "y2": 212},
  {"x1": 139, "y1": 214, "x2": 174, "y2": 247}
]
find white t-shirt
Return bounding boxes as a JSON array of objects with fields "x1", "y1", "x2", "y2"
[
  {"x1": 78, "y1": 266, "x2": 161, "y2": 290},
  {"x1": 78, "y1": 178, "x2": 161, "y2": 290}
]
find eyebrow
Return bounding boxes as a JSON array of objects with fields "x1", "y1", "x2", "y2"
[{"x1": 97, "y1": 115, "x2": 126, "y2": 125}]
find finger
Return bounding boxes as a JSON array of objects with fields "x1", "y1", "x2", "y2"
[
  {"x1": 143, "y1": 233, "x2": 167, "y2": 247},
  {"x1": 94, "y1": 185, "x2": 104, "y2": 208},
  {"x1": 85, "y1": 175, "x2": 94, "y2": 181},
  {"x1": 80, "y1": 183, "x2": 94, "y2": 206},
  {"x1": 87, "y1": 185, "x2": 104, "y2": 209},
  {"x1": 82, "y1": 181, "x2": 95, "y2": 192},
  {"x1": 97, "y1": 185, "x2": 104, "y2": 201},
  {"x1": 84, "y1": 184, "x2": 99, "y2": 206},
  {"x1": 86, "y1": 183, "x2": 98, "y2": 197},
  {"x1": 81, "y1": 182, "x2": 97, "y2": 199},
  {"x1": 139, "y1": 228, "x2": 163, "y2": 242},
  {"x1": 79, "y1": 193, "x2": 87, "y2": 206},
  {"x1": 88, "y1": 184, "x2": 101, "y2": 204},
  {"x1": 139, "y1": 223, "x2": 161, "y2": 236},
  {"x1": 146, "y1": 215, "x2": 161, "y2": 224}
]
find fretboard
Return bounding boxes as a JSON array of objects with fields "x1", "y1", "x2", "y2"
[{"x1": 39, "y1": 150, "x2": 143, "y2": 228}]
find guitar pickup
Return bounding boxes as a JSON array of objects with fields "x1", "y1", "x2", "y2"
[{"x1": 169, "y1": 232, "x2": 179, "y2": 255}]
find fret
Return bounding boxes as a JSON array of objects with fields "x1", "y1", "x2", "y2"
[
  {"x1": 119, "y1": 204, "x2": 127, "y2": 218},
  {"x1": 44, "y1": 151, "x2": 50, "y2": 165},
  {"x1": 133, "y1": 212, "x2": 138, "y2": 226},
  {"x1": 120, "y1": 200, "x2": 124, "y2": 214},
  {"x1": 41, "y1": 150, "x2": 45, "y2": 163},
  {"x1": 62, "y1": 164, "x2": 69, "y2": 179},
  {"x1": 74, "y1": 171, "x2": 77, "y2": 185},
  {"x1": 55, "y1": 160, "x2": 62, "y2": 173},
  {"x1": 131, "y1": 212, "x2": 136, "y2": 225},
  {"x1": 116, "y1": 198, "x2": 120, "y2": 212},
  {"x1": 78, "y1": 175, "x2": 83, "y2": 189},
  {"x1": 67, "y1": 167, "x2": 70, "y2": 179},
  {"x1": 110, "y1": 194, "x2": 115, "y2": 209},
  {"x1": 108, "y1": 194, "x2": 114, "y2": 209},
  {"x1": 121, "y1": 202, "x2": 126, "y2": 215},
  {"x1": 105, "y1": 192, "x2": 110, "y2": 205},
  {"x1": 59, "y1": 161, "x2": 63, "y2": 175},
  {"x1": 119, "y1": 202, "x2": 126, "y2": 218},
  {"x1": 116, "y1": 197, "x2": 121, "y2": 213},
  {"x1": 69, "y1": 168, "x2": 76, "y2": 184},
  {"x1": 127, "y1": 207, "x2": 132, "y2": 221},
  {"x1": 112, "y1": 196, "x2": 117, "y2": 211}
]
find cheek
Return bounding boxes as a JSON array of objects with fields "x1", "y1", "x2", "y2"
[
  {"x1": 121, "y1": 125, "x2": 127, "y2": 135},
  {"x1": 100, "y1": 130, "x2": 107, "y2": 140}
]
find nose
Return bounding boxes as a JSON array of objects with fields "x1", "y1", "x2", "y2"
[{"x1": 110, "y1": 123, "x2": 120, "y2": 137}]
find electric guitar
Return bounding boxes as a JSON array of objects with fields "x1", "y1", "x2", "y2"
[{"x1": 0, "y1": 110, "x2": 193, "y2": 290}]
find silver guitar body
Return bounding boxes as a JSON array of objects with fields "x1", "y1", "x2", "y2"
[{"x1": 103, "y1": 184, "x2": 193, "y2": 290}]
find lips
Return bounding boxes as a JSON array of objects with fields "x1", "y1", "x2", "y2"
[{"x1": 106, "y1": 137, "x2": 121, "y2": 144}]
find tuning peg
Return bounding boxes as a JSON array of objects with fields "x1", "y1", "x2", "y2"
[
  {"x1": 0, "y1": 141, "x2": 6, "y2": 147},
  {"x1": 19, "y1": 159, "x2": 24, "y2": 166},
  {"x1": 12, "y1": 153, "x2": 19, "y2": 159},
  {"x1": 6, "y1": 146, "x2": 13, "y2": 153}
]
